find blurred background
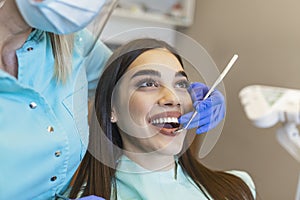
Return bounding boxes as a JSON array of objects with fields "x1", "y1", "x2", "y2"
[{"x1": 101, "y1": 0, "x2": 300, "y2": 199}]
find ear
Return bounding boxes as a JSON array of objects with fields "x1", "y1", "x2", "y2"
[{"x1": 110, "y1": 107, "x2": 118, "y2": 123}]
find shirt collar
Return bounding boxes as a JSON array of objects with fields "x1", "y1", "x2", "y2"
[
  {"x1": 117, "y1": 154, "x2": 179, "y2": 176},
  {"x1": 26, "y1": 29, "x2": 45, "y2": 43}
]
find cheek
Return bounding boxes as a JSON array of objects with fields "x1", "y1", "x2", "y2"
[
  {"x1": 129, "y1": 93, "x2": 155, "y2": 124},
  {"x1": 179, "y1": 91, "x2": 193, "y2": 111}
]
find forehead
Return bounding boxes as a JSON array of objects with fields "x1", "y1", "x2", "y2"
[{"x1": 128, "y1": 48, "x2": 183, "y2": 72}]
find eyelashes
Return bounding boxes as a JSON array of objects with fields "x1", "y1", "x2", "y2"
[
  {"x1": 175, "y1": 80, "x2": 190, "y2": 89},
  {"x1": 135, "y1": 78, "x2": 160, "y2": 88},
  {"x1": 134, "y1": 78, "x2": 189, "y2": 90}
]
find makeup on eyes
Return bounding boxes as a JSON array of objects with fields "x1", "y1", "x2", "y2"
[
  {"x1": 131, "y1": 69, "x2": 187, "y2": 79},
  {"x1": 134, "y1": 77, "x2": 160, "y2": 89},
  {"x1": 131, "y1": 69, "x2": 189, "y2": 90},
  {"x1": 132, "y1": 77, "x2": 189, "y2": 91}
]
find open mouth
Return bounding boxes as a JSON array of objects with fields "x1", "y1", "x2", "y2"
[
  {"x1": 151, "y1": 117, "x2": 180, "y2": 129},
  {"x1": 149, "y1": 112, "x2": 182, "y2": 136}
]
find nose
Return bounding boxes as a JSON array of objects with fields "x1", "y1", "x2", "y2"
[{"x1": 158, "y1": 87, "x2": 180, "y2": 107}]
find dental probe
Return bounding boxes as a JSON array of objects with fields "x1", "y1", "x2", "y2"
[{"x1": 174, "y1": 54, "x2": 239, "y2": 134}]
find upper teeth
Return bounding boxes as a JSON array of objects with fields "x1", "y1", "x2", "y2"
[{"x1": 151, "y1": 117, "x2": 179, "y2": 124}]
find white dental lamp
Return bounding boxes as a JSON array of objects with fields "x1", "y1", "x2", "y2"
[{"x1": 239, "y1": 85, "x2": 300, "y2": 200}]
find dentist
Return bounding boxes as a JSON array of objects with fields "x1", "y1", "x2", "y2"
[{"x1": 0, "y1": 0, "x2": 114, "y2": 199}]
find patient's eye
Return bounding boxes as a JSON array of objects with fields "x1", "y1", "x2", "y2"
[
  {"x1": 136, "y1": 78, "x2": 160, "y2": 88},
  {"x1": 175, "y1": 80, "x2": 189, "y2": 89}
]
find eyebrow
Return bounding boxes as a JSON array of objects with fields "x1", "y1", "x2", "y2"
[
  {"x1": 131, "y1": 69, "x2": 161, "y2": 79},
  {"x1": 175, "y1": 71, "x2": 188, "y2": 79},
  {"x1": 131, "y1": 69, "x2": 188, "y2": 79}
]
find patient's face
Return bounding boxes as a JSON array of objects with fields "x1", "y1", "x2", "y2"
[{"x1": 112, "y1": 49, "x2": 193, "y2": 156}]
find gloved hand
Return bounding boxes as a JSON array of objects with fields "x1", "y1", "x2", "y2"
[
  {"x1": 178, "y1": 82, "x2": 226, "y2": 134},
  {"x1": 78, "y1": 195, "x2": 105, "y2": 200}
]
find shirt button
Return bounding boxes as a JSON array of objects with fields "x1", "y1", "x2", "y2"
[
  {"x1": 47, "y1": 126, "x2": 54, "y2": 133},
  {"x1": 27, "y1": 47, "x2": 34, "y2": 51},
  {"x1": 29, "y1": 102, "x2": 37, "y2": 109},
  {"x1": 50, "y1": 176, "x2": 57, "y2": 182},
  {"x1": 55, "y1": 151, "x2": 61, "y2": 157}
]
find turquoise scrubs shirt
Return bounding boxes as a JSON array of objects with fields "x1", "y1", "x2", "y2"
[
  {"x1": 115, "y1": 155, "x2": 256, "y2": 200},
  {"x1": 0, "y1": 29, "x2": 111, "y2": 199}
]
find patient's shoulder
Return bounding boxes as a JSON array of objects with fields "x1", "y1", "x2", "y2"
[{"x1": 227, "y1": 170, "x2": 256, "y2": 198}]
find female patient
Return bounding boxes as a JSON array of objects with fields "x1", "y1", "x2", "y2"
[{"x1": 70, "y1": 38, "x2": 255, "y2": 199}]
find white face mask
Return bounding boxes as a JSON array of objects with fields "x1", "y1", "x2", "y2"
[{"x1": 15, "y1": 0, "x2": 109, "y2": 34}]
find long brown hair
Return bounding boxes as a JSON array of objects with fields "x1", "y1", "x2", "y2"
[{"x1": 70, "y1": 38, "x2": 254, "y2": 200}]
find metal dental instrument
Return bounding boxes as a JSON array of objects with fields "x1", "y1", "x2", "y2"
[{"x1": 174, "y1": 54, "x2": 239, "y2": 134}]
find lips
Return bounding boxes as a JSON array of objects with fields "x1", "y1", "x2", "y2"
[{"x1": 149, "y1": 111, "x2": 181, "y2": 136}]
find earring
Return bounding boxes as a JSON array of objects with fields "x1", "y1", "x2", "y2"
[
  {"x1": 111, "y1": 111, "x2": 117, "y2": 123},
  {"x1": 111, "y1": 116, "x2": 115, "y2": 123}
]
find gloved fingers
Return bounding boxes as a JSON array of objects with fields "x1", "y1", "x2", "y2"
[
  {"x1": 208, "y1": 104, "x2": 224, "y2": 124},
  {"x1": 195, "y1": 123, "x2": 210, "y2": 134},
  {"x1": 188, "y1": 82, "x2": 209, "y2": 102},
  {"x1": 178, "y1": 111, "x2": 193, "y2": 124},
  {"x1": 194, "y1": 99, "x2": 213, "y2": 114},
  {"x1": 179, "y1": 102, "x2": 223, "y2": 125},
  {"x1": 195, "y1": 105, "x2": 225, "y2": 134},
  {"x1": 178, "y1": 82, "x2": 226, "y2": 135},
  {"x1": 178, "y1": 110, "x2": 210, "y2": 125},
  {"x1": 187, "y1": 115, "x2": 211, "y2": 129},
  {"x1": 178, "y1": 110, "x2": 212, "y2": 129},
  {"x1": 206, "y1": 89, "x2": 225, "y2": 106},
  {"x1": 186, "y1": 115, "x2": 219, "y2": 134},
  {"x1": 193, "y1": 91, "x2": 224, "y2": 113},
  {"x1": 214, "y1": 103, "x2": 225, "y2": 120},
  {"x1": 186, "y1": 117, "x2": 215, "y2": 134},
  {"x1": 178, "y1": 104, "x2": 225, "y2": 133},
  {"x1": 195, "y1": 115, "x2": 221, "y2": 134}
]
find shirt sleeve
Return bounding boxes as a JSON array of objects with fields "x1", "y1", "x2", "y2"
[{"x1": 227, "y1": 170, "x2": 256, "y2": 199}]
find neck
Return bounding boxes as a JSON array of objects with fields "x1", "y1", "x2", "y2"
[
  {"x1": 0, "y1": 0, "x2": 31, "y2": 76},
  {"x1": 0, "y1": 0, "x2": 30, "y2": 35},
  {"x1": 124, "y1": 151, "x2": 175, "y2": 171}
]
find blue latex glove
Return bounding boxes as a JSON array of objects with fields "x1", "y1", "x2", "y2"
[
  {"x1": 178, "y1": 82, "x2": 226, "y2": 134},
  {"x1": 78, "y1": 195, "x2": 105, "y2": 200}
]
